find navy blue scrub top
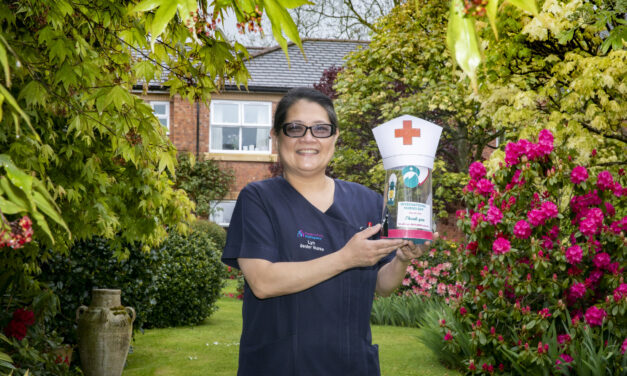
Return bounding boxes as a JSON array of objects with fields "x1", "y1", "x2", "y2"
[{"x1": 222, "y1": 177, "x2": 394, "y2": 376}]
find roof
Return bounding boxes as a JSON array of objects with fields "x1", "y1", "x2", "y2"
[
  {"x1": 228, "y1": 39, "x2": 368, "y2": 92},
  {"x1": 134, "y1": 39, "x2": 367, "y2": 93}
]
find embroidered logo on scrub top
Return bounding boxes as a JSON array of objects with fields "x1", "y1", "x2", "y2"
[{"x1": 297, "y1": 230, "x2": 325, "y2": 252}]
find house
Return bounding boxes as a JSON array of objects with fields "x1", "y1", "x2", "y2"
[{"x1": 134, "y1": 39, "x2": 368, "y2": 226}]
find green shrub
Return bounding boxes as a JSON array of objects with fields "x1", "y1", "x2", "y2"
[
  {"x1": 190, "y1": 219, "x2": 227, "y2": 250},
  {"x1": 145, "y1": 229, "x2": 226, "y2": 328},
  {"x1": 370, "y1": 295, "x2": 432, "y2": 328},
  {"x1": 417, "y1": 298, "x2": 471, "y2": 371},
  {"x1": 174, "y1": 153, "x2": 234, "y2": 218},
  {"x1": 41, "y1": 238, "x2": 159, "y2": 344}
]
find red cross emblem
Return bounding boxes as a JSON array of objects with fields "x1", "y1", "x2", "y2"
[{"x1": 394, "y1": 120, "x2": 421, "y2": 145}]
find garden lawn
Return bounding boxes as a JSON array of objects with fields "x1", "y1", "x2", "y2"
[{"x1": 123, "y1": 280, "x2": 459, "y2": 376}]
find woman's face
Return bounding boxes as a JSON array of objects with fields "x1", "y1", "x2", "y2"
[{"x1": 274, "y1": 99, "x2": 338, "y2": 179}]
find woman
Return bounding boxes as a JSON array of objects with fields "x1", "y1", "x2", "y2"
[{"x1": 222, "y1": 87, "x2": 431, "y2": 375}]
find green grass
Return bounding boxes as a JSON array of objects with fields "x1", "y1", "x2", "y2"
[{"x1": 123, "y1": 280, "x2": 459, "y2": 376}]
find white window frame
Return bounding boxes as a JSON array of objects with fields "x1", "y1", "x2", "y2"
[
  {"x1": 210, "y1": 200, "x2": 237, "y2": 227},
  {"x1": 209, "y1": 100, "x2": 272, "y2": 154},
  {"x1": 150, "y1": 101, "x2": 170, "y2": 135}
]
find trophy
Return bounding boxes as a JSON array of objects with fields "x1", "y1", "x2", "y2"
[{"x1": 373, "y1": 115, "x2": 442, "y2": 244}]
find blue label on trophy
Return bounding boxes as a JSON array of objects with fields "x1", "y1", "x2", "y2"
[{"x1": 401, "y1": 166, "x2": 420, "y2": 188}]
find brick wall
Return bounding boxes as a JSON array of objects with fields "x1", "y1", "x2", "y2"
[{"x1": 140, "y1": 91, "x2": 283, "y2": 199}]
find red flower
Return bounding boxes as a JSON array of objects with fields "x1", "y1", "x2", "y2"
[
  {"x1": 4, "y1": 320, "x2": 27, "y2": 340},
  {"x1": 444, "y1": 331, "x2": 453, "y2": 341},
  {"x1": 13, "y1": 308, "x2": 35, "y2": 326}
]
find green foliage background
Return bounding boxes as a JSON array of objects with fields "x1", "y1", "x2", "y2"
[{"x1": 330, "y1": 0, "x2": 493, "y2": 216}]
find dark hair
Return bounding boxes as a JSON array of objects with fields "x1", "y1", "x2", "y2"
[{"x1": 273, "y1": 87, "x2": 338, "y2": 135}]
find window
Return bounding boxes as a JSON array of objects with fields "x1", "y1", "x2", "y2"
[
  {"x1": 150, "y1": 101, "x2": 170, "y2": 134},
  {"x1": 210, "y1": 200, "x2": 236, "y2": 227},
  {"x1": 210, "y1": 101, "x2": 271, "y2": 153}
]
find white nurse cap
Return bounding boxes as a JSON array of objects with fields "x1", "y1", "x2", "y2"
[{"x1": 372, "y1": 115, "x2": 443, "y2": 170}]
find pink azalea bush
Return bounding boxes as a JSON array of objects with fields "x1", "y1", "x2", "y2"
[
  {"x1": 443, "y1": 130, "x2": 626, "y2": 373},
  {"x1": 398, "y1": 239, "x2": 462, "y2": 302}
]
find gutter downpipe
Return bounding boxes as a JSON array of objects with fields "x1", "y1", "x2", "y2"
[{"x1": 196, "y1": 100, "x2": 200, "y2": 158}]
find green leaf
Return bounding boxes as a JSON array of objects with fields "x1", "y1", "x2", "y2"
[
  {"x1": 32, "y1": 191, "x2": 71, "y2": 236},
  {"x1": 447, "y1": 0, "x2": 482, "y2": 92},
  {"x1": 506, "y1": 0, "x2": 538, "y2": 15},
  {"x1": 0, "y1": 195, "x2": 25, "y2": 214},
  {"x1": 276, "y1": 0, "x2": 313, "y2": 8},
  {"x1": 0, "y1": 84, "x2": 36, "y2": 137},
  {"x1": 150, "y1": 1, "x2": 178, "y2": 51},
  {"x1": 31, "y1": 210, "x2": 55, "y2": 244},
  {"x1": 130, "y1": 0, "x2": 162, "y2": 13},
  {"x1": 0, "y1": 37, "x2": 10, "y2": 87},
  {"x1": 557, "y1": 29, "x2": 574, "y2": 44},
  {"x1": 110, "y1": 85, "x2": 130, "y2": 110},
  {"x1": 0, "y1": 351, "x2": 13, "y2": 364},
  {"x1": 487, "y1": 0, "x2": 499, "y2": 39},
  {"x1": 0, "y1": 176, "x2": 32, "y2": 213},
  {"x1": 264, "y1": 0, "x2": 303, "y2": 64},
  {"x1": 56, "y1": 0, "x2": 74, "y2": 16},
  {"x1": 0, "y1": 155, "x2": 33, "y2": 198}
]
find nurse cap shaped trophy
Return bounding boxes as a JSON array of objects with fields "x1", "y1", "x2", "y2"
[{"x1": 372, "y1": 115, "x2": 442, "y2": 244}]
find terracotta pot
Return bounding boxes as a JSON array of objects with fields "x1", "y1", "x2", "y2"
[{"x1": 76, "y1": 289, "x2": 135, "y2": 376}]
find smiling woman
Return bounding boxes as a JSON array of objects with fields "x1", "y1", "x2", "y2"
[{"x1": 221, "y1": 87, "x2": 433, "y2": 376}]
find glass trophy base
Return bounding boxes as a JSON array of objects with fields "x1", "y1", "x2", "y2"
[{"x1": 381, "y1": 228, "x2": 433, "y2": 244}]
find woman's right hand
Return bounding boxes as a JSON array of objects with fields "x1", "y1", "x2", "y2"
[{"x1": 339, "y1": 224, "x2": 407, "y2": 269}]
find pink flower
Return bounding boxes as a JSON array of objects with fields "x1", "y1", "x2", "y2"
[
  {"x1": 492, "y1": 237, "x2": 511, "y2": 255},
  {"x1": 469, "y1": 161, "x2": 486, "y2": 180},
  {"x1": 569, "y1": 282, "x2": 586, "y2": 300},
  {"x1": 557, "y1": 334, "x2": 571, "y2": 345},
  {"x1": 570, "y1": 166, "x2": 588, "y2": 184},
  {"x1": 476, "y1": 179, "x2": 495, "y2": 196},
  {"x1": 621, "y1": 338, "x2": 627, "y2": 355},
  {"x1": 587, "y1": 207, "x2": 604, "y2": 225},
  {"x1": 527, "y1": 209, "x2": 546, "y2": 227},
  {"x1": 460, "y1": 307, "x2": 467, "y2": 316},
  {"x1": 540, "y1": 201, "x2": 558, "y2": 219},
  {"x1": 613, "y1": 284, "x2": 627, "y2": 302},
  {"x1": 464, "y1": 179, "x2": 477, "y2": 193},
  {"x1": 537, "y1": 129, "x2": 554, "y2": 155},
  {"x1": 593, "y1": 252, "x2": 611, "y2": 269},
  {"x1": 557, "y1": 353, "x2": 573, "y2": 364},
  {"x1": 505, "y1": 142, "x2": 522, "y2": 166},
  {"x1": 486, "y1": 206, "x2": 503, "y2": 225},
  {"x1": 584, "y1": 306, "x2": 607, "y2": 326},
  {"x1": 513, "y1": 220, "x2": 531, "y2": 239},
  {"x1": 579, "y1": 216, "x2": 598, "y2": 236},
  {"x1": 471, "y1": 213, "x2": 484, "y2": 230},
  {"x1": 444, "y1": 331, "x2": 453, "y2": 341},
  {"x1": 604, "y1": 202, "x2": 615, "y2": 217},
  {"x1": 565, "y1": 245, "x2": 583, "y2": 264},
  {"x1": 596, "y1": 170, "x2": 614, "y2": 190},
  {"x1": 538, "y1": 308, "x2": 551, "y2": 318}
]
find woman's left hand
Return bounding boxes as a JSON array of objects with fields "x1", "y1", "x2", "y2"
[{"x1": 395, "y1": 232, "x2": 439, "y2": 263}]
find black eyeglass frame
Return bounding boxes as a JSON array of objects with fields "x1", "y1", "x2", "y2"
[{"x1": 281, "y1": 122, "x2": 337, "y2": 138}]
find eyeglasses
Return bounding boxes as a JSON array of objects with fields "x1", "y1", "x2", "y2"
[{"x1": 281, "y1": 122, "x2": 336, "y2": 138}]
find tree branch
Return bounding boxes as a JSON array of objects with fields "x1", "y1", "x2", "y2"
[{"x1": 579, "y1": 122, "x2": 627, "y2": 144}]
